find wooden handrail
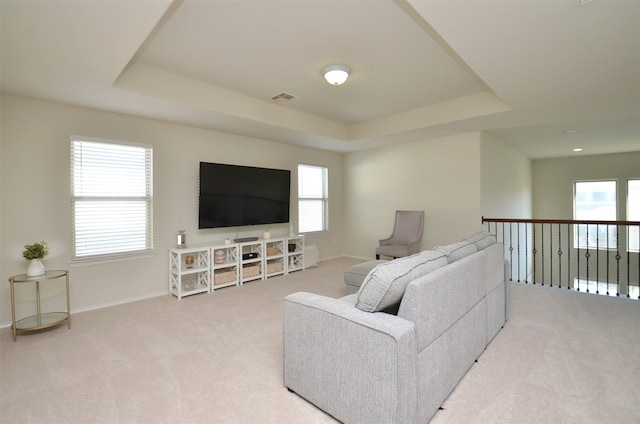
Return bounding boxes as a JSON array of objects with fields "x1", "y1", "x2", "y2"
[{"x1": 482, "y1": 217, "x2": 640, "y2": 226}]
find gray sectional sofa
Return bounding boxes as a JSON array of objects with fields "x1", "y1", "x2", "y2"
[{"x1": 283, "y1": 232, "x2": 508, "y2": 424}]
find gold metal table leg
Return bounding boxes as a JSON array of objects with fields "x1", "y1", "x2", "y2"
[
  {"x1": 10, "y1": 277, "x2": 16, "y2": 342},
  {"x1": 35, "y1": 280, "x2": 42, "y2": 327},
  {"x1": 66, "y1": 270, "x2": 71, "y2": 329}
]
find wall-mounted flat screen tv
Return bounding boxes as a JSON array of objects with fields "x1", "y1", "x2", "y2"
[{"x1": 199, "y1": 162, "x2": 291, "y2": 229}]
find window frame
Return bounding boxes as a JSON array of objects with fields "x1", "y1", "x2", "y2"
[
  {"x1": 627, "y1": 178, "x2": 640, "y2": 253},
  {"x1": 573, "y1": 179, "x2": 618, "y2": 250},
  {"x1": 297, "y1": 163, "x2": 329, "y2": 235},
  {"x1": 70, "y1": 136, "x2": 154, "y2": 264}
]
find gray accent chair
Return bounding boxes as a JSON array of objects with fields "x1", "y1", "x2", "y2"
[{"x1": 376, "y1": 210, "x2": 424, "y2": 259}]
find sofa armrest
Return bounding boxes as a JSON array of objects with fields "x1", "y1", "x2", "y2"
[{"x1": 283, "y1": 292, "x2": 417, "y2": 424}]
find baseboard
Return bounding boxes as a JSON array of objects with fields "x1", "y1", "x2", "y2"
[
  {"x1": 342, "y1": 254, "x2": 375, "y2": 261},
  {"x1": 72, "y1": 291, "x2": 168, "y2": 315},
  {"x1": 1, "y1": 290, "x2": 168, "y2": 328}
]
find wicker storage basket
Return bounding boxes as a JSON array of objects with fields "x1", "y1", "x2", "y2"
[
  {"x1": 214, "y1": 268, "x2": 236, "y2": 285},
  {"x1": 242, "y1": 263, "x2": 261, "y2": 278},
  {"x1": 266, "y1": 260, "x2": 283, "y2": 274}
]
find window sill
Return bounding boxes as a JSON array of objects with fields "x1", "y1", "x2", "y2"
[
  {"x1": 69, "y1": 250, "x2": 157, "y2": 268},
  {"x1": 299, "y1": 231, "x2": 330, "y2": 238}
]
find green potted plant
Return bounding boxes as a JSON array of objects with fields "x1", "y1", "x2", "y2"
[{"x1": 23, "y1": 241, "x2": 49, "y2": 276}]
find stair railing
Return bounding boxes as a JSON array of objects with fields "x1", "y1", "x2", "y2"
[{"x1": 482, "y1": 217, "x2": 640, "y2": 300}]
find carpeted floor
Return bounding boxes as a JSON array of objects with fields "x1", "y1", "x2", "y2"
[
  {"x1": 430, "y1": 281, "x2": 640, "y2": 424},
  {"x1": 1, "y1": 257, "x2": 638, "y2": 423}
]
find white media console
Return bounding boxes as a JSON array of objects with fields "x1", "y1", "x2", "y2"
[{"x1": 168, "y1": 236, "x2": 305, "y2": 300}]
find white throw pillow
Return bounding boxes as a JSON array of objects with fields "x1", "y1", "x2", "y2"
[{"x1": 356, "y1": 250, "x2": 447, "y2": 313}]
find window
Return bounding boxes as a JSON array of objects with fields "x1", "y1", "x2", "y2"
[
  {"x1": 628, "y1": 179, "x2": 640, "y2": 252},
  {"x1": 574, "y1": 180, "x2": 617, "y2": 249},
  {"x1": 298, "y1": 164, "x2": 328, "y2": 234},
  {"x1": 71, "y1": 137, "x2": 153, "y2": 261}
]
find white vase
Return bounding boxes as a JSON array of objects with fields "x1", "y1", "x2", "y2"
[{"x1": 26, "y1": 259, "x2": 45, "y2": 277}]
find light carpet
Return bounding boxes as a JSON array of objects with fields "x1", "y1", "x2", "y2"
[{"x1": 1, "y1": 257, "x2": 638, "y2": 423}]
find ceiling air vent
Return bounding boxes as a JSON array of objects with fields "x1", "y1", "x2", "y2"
[{"x1": 270, "y1": 92, "x2": 296, "y2": 102}]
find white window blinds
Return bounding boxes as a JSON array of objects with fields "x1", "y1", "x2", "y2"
[
  {"x1": 298, "y1": 164, "x2": 328, "y2": 234},
  {"x1": 71, "y1": 138, "x2": 153, "y2": 260}
]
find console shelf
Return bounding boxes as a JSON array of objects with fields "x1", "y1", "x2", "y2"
[
  {"x1": 264, "y1": 238, "x2": 286, "y2": 278},
  {"x1": 168, "y1": 236, "x2": 305, "y2": 299},
  {"x1": 211, "y1": 244, "x2": 240, "y2": 289},
  {"x1": 286, "y1": 236, "x2": 305, "y2": 273},
  {"x1": 240, "y1": 241, "x2": 264, "y2": 284},
  {"x1": 169, "y1": 247, "x2": 211, "y2": 299}
]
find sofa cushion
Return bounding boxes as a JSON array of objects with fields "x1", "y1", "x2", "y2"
[
  {"x1": 464, "y1": 231, "x2": 497, "y2": 250},
  {"x1": 356, "y1": 250, "x2": 447, "y2": 312},
  {"x1": 433, "y1": 241, "x2": 477, "y2": 263}
]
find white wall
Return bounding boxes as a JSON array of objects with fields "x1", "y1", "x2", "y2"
[
  {"x1": 342, "y1": 131, "x2": 531, "y2": 261},
  {"x1": 480, "y1": 132, "x2": 532, "y2": 282},
  {"x1": 0, "y1": 95, "x2": 344, "y2": 325},
  {"x1": 531, "y1": 152, "x2": 639, "y2": 289},
  {"x1": 481, "y1": 132, "x2": 532, "y2": 220},
  {"x1": 533, "y1": 152, "x2": 640, "y2": 220},
  {"x1": 343, "y1": 132, "x2": 484, "y2": 259},
  {"x1": 0, "y1": 94, "x2": 536, "y2": 325}
]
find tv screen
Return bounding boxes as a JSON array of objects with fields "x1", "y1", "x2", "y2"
[{"x1": 199, "y1": 162, "x2": 291, "y2": 229}]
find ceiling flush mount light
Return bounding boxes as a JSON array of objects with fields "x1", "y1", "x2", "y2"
[
  {"x1": 573, "y1": 148, "x2": 583, "y2": 152},
  {"x1": 322, "y1": 64, "x2": 350, "y2": 85}
]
